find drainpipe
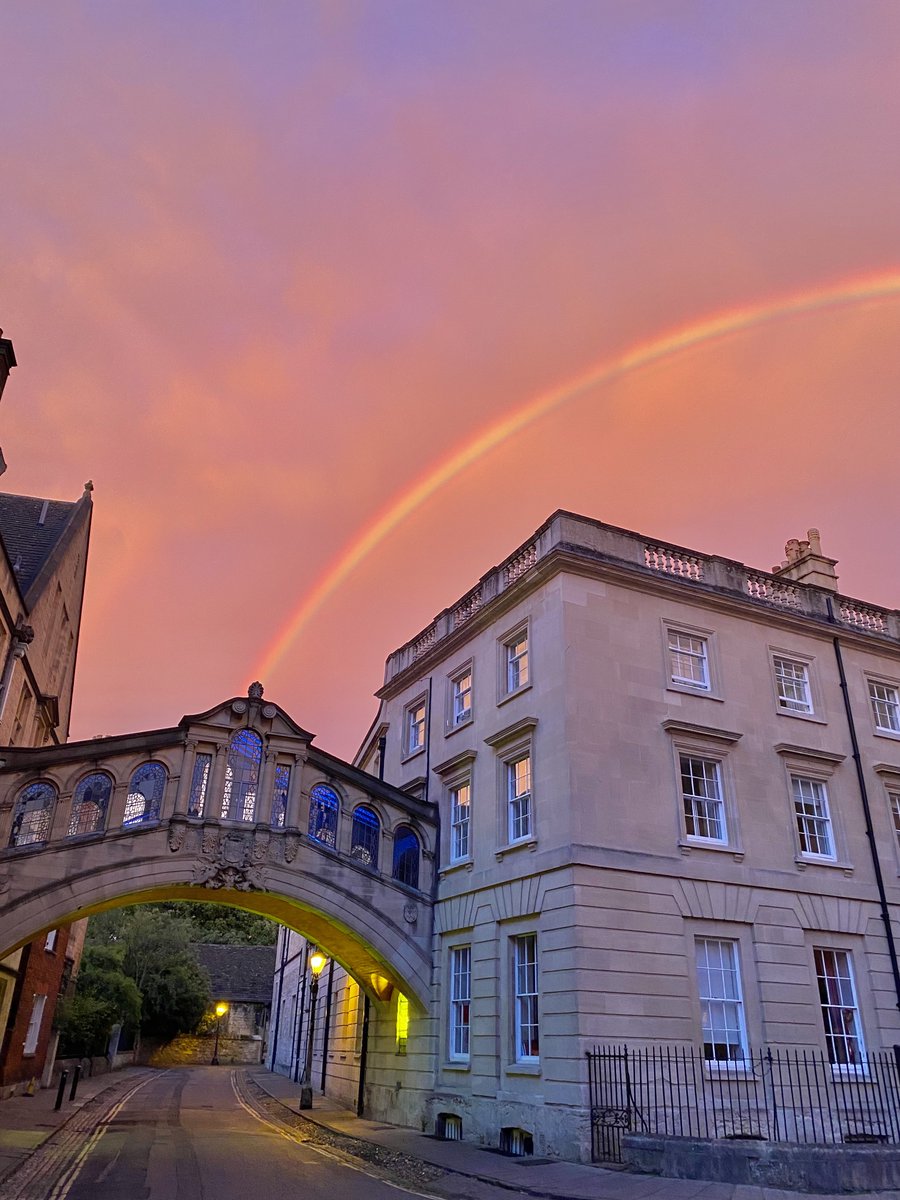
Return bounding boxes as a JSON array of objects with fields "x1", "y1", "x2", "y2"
[
  {"x1": 319, "y1": 959, "x2": 335, "y2": 1092},
  {"x1": 377, "y1": 735, "x2": 387, "y2": 782},
  {"x1": 828, "y1": 598, "x2": 900, "y2": 1015},
  {"x1": 356, "y1": 995, "x2": 370, "y2": 1117}
]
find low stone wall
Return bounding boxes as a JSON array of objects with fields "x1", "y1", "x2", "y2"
[
  {"x1": 147, "y1": 1035, "x2": 263, "y2": 1067},
  {"x1": 625, "y1": 1134, "x2": 900, "y2": 1194}
]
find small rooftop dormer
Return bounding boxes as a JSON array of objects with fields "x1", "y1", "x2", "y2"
[{"x1": 772, "y1": 528, "x2": 838, "y2": 593}]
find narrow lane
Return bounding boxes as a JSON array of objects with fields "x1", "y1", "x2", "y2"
[{"x1": 60, "y1": 1067, "x2": 417, "y2": 1200}]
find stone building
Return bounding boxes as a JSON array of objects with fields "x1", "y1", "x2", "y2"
[
  {"x1": 271, "y1": 510, "x2": 900, "y2": 1163},
  {"x1": 0, "y1": 331, "x2": 93, "y2": 1096}
]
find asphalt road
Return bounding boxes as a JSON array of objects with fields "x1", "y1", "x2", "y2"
[{"x1": 58, "y1": 1067, "x2": 416, "y2": 1200}]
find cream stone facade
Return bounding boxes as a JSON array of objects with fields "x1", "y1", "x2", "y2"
[{"x1": 269, "y1": 511, "x2": 900, "y2": 1164}]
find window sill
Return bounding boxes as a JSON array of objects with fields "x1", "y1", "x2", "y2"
[
  {"x1": 495, "y1": 838, "x2": 537, "y2": 861},
  {"x1": 400, "y1": 746, "x2": 426, "y2": 766},
  {"x1": 776, "y1": 708, "x2": 826, "y2": 725},
  {"x1": 443, "y1": 1061, "x2": 471, "y2": 1073},
  {"x1": 874, "y1": 728, "x2": 900, "y2": 742},
  {"x1": 497, "y1": 683, "x2": 532, "y2": 708},
  {"x1": 440, "y1": 859, "x2": 474, "y2": 877},
  {"x1": 679, "y1": 839, "x2": 744, "y2": 862},
  {"x1": 506, "y1": 1062, "x2": 541, "y2": 1077},
  {"x1": 667, "y1": 682, "x2": 723, "y2": 702},
  {"x1": 795, "y1": 855, "x2": 853, "y2": 876},
  {"x1": 445, "y1": 717, "x2": 473, "y2": 738}
]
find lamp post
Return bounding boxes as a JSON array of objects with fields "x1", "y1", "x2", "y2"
[
  {"x1": 211, "y1": 1001, "x2": 228, "y2": 1065},
  {"x1": 299, "y1": 948, "x2": 327, "y2": 1109}
]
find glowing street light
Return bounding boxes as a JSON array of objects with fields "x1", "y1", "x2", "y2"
[
  {"x1": 299, "y1": 948, "x2": 328, "y2": 1109},
  {"x1": 211, "y1": 1001, "x2": 228, "y2": 1066}
]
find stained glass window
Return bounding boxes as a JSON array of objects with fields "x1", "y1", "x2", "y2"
[
  {"x1": 123, "y1": 763, "x2": 167, "y2": 826},
  {"x1": 350, "y1": 806, "x2": 380, "y2": 868},
  {"x1": 308, "y1": 784, "x2": 339, "y2": 847},
  {"x1": 9, "y1": 781, "x2": 56, "y2": 847},
  {"x1": 272, "y1": 764, "x2": 291, "y2": 829},
  {"x1": 68, "y1": 773, "x2": 113, "y2": 837},
  {"x1": 392, "y1": 825, "x2": 420, "y2": 889},
  {"x1": 189, "y1": 752, "x2": 212, "y2": 817},
  {"x1": 221, "y1": 729, "x2": 262, "y2": 822}
]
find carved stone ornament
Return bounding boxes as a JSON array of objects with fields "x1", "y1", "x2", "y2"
[
  {"x1": 283, "y1": 834, "x2": 300, "y2": 864},
  {"x1": 192, "y1": 828, "x2": 268, "y2": 892},
  {"x1": 168, "y1": 824, "x2": 186, "y2": 853},
  {"x1": 403, "y1": 902, "x2": 418, "y2": 925}
]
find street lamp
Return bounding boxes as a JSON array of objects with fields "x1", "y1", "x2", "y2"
[
  {"x1": 299, "y1": 948, "x2": 328, "y2": 1109},
  {"x1": 211, "y1": 1001, "x2": 228, "y2": 1065}
]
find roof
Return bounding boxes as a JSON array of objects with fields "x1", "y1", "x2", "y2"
[
  {"x1": 0, "y1": 491, "x2": 85, "y2": 600},
  {"x1": 192, "y1": 943, "x2": 277, "y2": 1004}
]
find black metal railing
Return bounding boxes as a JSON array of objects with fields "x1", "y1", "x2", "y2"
[{"x1": 587, "y1": 1044, "x2": 900, "y2": 1163}]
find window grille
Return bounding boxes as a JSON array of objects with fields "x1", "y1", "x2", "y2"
[{"x1": 350, "y1": 805, "x2": 380, "y2": 868}]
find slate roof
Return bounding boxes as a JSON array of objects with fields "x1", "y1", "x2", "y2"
[
  {"x1": 192, "y1": 944, "x2": 277, "y2": 1004},
  {"x1": 0, "y1": 492, "x2": 80, "y2": 599}
]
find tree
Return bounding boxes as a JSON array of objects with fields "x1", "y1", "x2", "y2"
[
  {"x1": 86, "y1": 908, "x2": 210, "y2": 1039},
  {"x1": 148, "y1": 901, "x2": 277, "y2": 945},
  {"x1": 56, "y1": 944, "x2": 141, "y2": 1057}
]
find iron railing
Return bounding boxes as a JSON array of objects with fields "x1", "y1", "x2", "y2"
[{"x1": 587, "y1": 1044, "x2": 900, "y2": 1164}]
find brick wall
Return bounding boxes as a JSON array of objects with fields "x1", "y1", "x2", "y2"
[{"x1": 0, "y1": 927, "x2": 71, "y2": 1091}]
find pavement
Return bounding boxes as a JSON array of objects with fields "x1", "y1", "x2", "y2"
[{"x1": 1, "y1": 1065, "x2": 899, "y2": 1200}]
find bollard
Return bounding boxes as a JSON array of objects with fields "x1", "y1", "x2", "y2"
[
  {"x1": 69, "y1": 1064, "x2": 81, "y2": 1102},
  {"x1": 54, "y1": 1069, "x2": 68, "y2": 1111}
]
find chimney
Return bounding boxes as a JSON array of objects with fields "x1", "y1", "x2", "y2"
[{"x1": 772, "y1": 528, "x2": 838, "y2": 592}]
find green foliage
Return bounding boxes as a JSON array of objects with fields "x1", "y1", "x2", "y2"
[
  {"x1": 56, "y1": 944, "x2": 141, "y2": 1057},
  {"x1": 147, "y1": 901, "x2": 277, "y2": 945},
  {"x1": 84, "y1": 907, "x2": 210, "y2": 1040}
]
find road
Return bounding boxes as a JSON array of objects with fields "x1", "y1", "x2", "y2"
[{"x1": 34, "y1": 1067, "x2": 422, "y2": 1200}]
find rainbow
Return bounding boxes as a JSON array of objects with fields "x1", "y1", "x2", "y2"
[{"x1": 253, "y1": 268, "x2": 900, "y2": 682}]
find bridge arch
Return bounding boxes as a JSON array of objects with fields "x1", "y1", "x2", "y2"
[{"x1": 0, "y1": 690, "x2": 437, "y2": 1010}]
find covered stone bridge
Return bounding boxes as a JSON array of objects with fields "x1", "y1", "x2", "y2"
[{"x1": 0, "y1": 686, "x2": 437, "y2": 1010}]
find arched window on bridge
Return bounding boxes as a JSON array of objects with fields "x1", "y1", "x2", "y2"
[
  {"x1": 392, "y1": 825, "x2": 420, "y2": 889},
  {"x1": 350, "y1": 805, "x2": 380, "y2": 869},
  {"x1": 308, "y1": 784, "x2": 339, "y2": 848},
  {"x1": 123, "y1": 762, "x2": 167, "y2": 826},
  {"x1": 221, "y1": 729, "x2": 262, "y2": 822},
  {"x1": 271, "y1": 763, "x2": 291, "y2": 829},
  {"x1": 68, "y1": 772, "x2": 113, "y2": 837},
  {"x1": 8, "y1": 781, "x2": 57, "y2": 847}
]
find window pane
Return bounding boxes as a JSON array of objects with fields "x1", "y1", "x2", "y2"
[
  {"x1": 450, "y1": 946, "x2": 471, "y2": 1060},
  {"x1": 507, "y1": 634, "x2": 529, "y2": 691},
  {"x1": 350, "y1": 805, "x2": 380, "y2": 868},
  {"x1": 123, "y1": 762, "x2": 167, "y2": 826},
  {"x1": 453, "y1": 672, "x2": 472, "y2": 724},
  {"x1": 392, "y1": 825, "x2": 420, "y2": 889},
  {"x1": 775, "y1": 657, "x2": 812, "y2": 713},
  {"x1": 68, "y1": 773, "x2": 112, "y2": 837},
  {"x1": 450, "y1": 783, "x2": 470, "y2": 861},
  {"x1": 669, "y1": 631, "x2": 709, "y2": 689},
  {"x1": 9, "y1": 782, "x2": 56, "y2": 847},
  {"x1": 189, "y1": 753, "x2": 212, "y2": 817},
  {"x1": 222, "y1": 729, "x2": 262, "y2": 822},
  {"x1": 870, "y1": 681, "x2": 900, "y2": 732},
  {"x1": 308, "y1": 785, "x2": 339, "y2": 847},
  {"x1": 514, "y1": 934, "x2": 539, "y2": 1061},
  {"x1": 681, "y1": 756, "x2": 725, "y2": 842},
  {"x1": 815, "y1": 948, "x2": 865, "y2": 1066},
  {"x1": 508, "y1": 755, "x2": 532, "y2": 842},
  {"x1": 793, "y1": 777, "x2": 834, "y2": 858},
  {"x1": 271, "y1": 764, "x2": 291, "y2": 829},
  {"x1": 696, "y1": 938, "x2": 747, "y2": 1061}
]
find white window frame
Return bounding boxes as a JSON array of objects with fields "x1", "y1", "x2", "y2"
[
  {"x1": 792, "y1": 775, "x2": 835, "y2": 861},
  {"x1": 773, "y1": 655, "x2": 814, "y2": 715},
  {"x1": 448, "y1": 945, "x2": 471, "y2": 1062},
  {"x1": 662, "y1": 620, "x2": 722, "y2": 699},
  {"x1": 507, "y1": 753, "x2": 533, "y2": 844},
  {"x1": 449, "y1": 780, "x2": 471, "y2": 864},
  {"x1": 499, "y1": 623, "x2": 530, "y2": 700},
  {"x1": 23, "y1": 994, "x2": 46, "y2": 1056},
  {"x1": 695, "y1": 937, "x2": 749, "y2": 1067},
  {"x1": 449, "y1": 665, "x2": 474, "y2": 730},
  {"x1": 680, "y1": 754, "x2": 728, "y2": 846},
  {"x1": 868, "y1": 677, "x2": 900, "y2": 736},
  {"x1": 513, "y1": 933, "x2": 539, "y2": 1064},
  {"x1": 403, "y1": 696, "x2": 428, "y2": 759},
  {"x1": 813, "y1": 947, "x2": 866, "y2": 1070}
]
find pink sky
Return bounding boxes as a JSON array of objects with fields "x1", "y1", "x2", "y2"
[{"x1": 3, "y1": 2, "x2": 900, "y2": 758}]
